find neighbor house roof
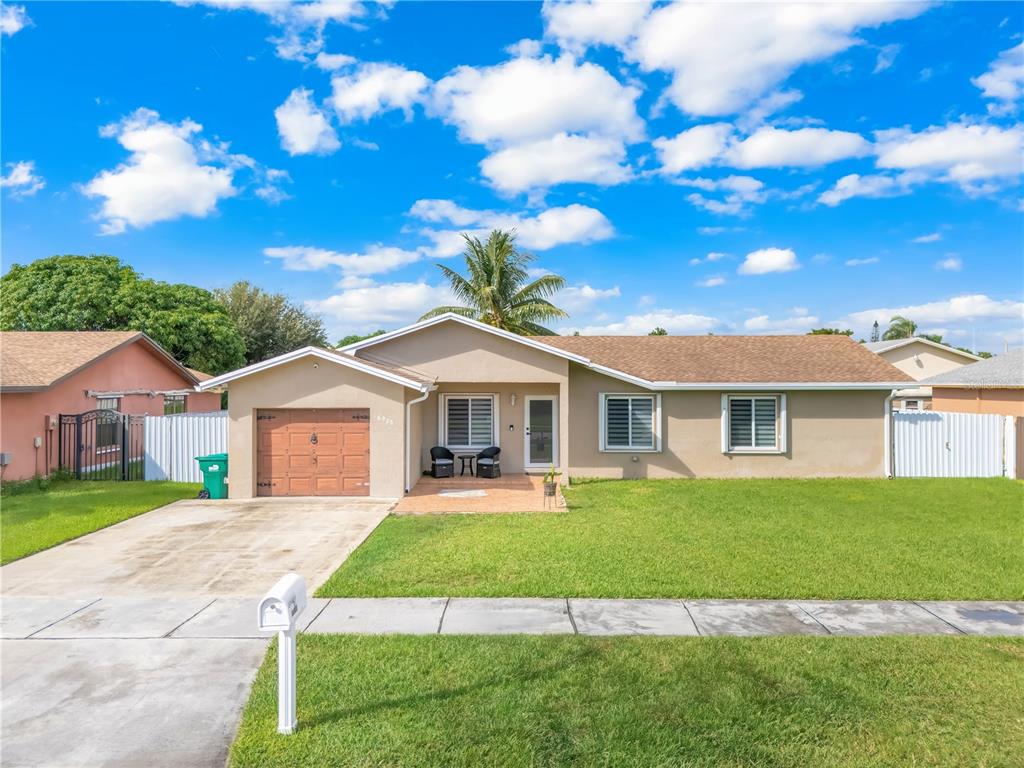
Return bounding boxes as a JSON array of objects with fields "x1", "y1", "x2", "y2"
[
  {"x1": 864, "y1": 337, "x2": 982, "y2": 361},
  {"x1": 535, "y1": 334, "x2": 914, "y2": 385},
  {"x1": 0, "y1": 331, "x2": 202, "y2": 392},
  {"x1": 918, "y1": 348, "x2": 1024, "y2": 388}
]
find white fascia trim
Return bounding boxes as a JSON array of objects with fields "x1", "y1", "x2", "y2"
[
  {"x1": 196, "y1": 347, "x2": 429, "y2": 392},
  {"x1": 337, "y1": 312, "x2": 592, "y2": 365},
  {"x1": 648, "y1": 381, "x2": 916, "y2": 391}
]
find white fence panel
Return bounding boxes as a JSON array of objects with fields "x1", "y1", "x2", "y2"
[
  {"x1": 144, "y1": 411, "x2": 228, "y2": 482},
  {"x1": 893, "y1": 411, "x2": 1005, "y2": 478}
]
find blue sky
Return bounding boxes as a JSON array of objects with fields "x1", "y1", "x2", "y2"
[{"x1": 2, "y1": 1, "x2": 1022, "y2": 350}]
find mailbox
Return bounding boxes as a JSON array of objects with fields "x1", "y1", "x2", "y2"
[{"x1": 257, "y1": 573, "x2": 308, "y2": 632}]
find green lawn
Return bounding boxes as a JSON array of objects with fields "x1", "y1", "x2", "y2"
[
  {"x1": 230, "y1": 635, "x2": 1024, "y2": 768},
  {"x1": 319, "y1": 478, "x2": 1023, "y2": 600},
  {"x1": 0, "y1": 480, "x2": 200, "y2": 564}
]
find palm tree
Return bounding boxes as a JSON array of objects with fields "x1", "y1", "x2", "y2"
[
  {"x1": 882, "y1": 315, "x2": 917, "y2": 340},
  {"x1": 420, "y1": 230, "x2": 568, "y2": 335}
]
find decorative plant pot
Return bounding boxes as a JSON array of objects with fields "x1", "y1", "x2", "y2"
[{"x1": 543, "y1": 482, "x2": 558, "y2": 497}]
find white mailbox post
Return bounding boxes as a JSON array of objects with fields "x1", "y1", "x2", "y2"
[{"x1": 257, "y1": 573, "x2": 308, "y2": 734}]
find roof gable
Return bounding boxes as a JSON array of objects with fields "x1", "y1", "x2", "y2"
[
  {"x1": 0, "y1": 331, "x2": 202, "y2": 391},
  {"x1": 864, "y1": 337, "x2": 982, "y2": 362},
  {"x1": 919, "y1": 348, "x2": 1023, "y2": 388},
  {"x1": 196, "y1": 346, "x2": 433, "y2": 392}
]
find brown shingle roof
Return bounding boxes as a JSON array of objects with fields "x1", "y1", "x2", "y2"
[
  {"x1": 532, "y1": 334, "x2": 913, "y2": 383},
  {"x1": 1, "y1": 331, "x2": 199, "y2": 390}
]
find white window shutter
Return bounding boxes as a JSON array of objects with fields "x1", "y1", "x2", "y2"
[
  {"x1": 779, "y1": 394, "x2": 788, "y2": 453},
  {"x1": 720, "y1": 394, "x2": 728, "y2": 453}
]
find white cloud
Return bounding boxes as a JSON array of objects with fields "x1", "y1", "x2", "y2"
[
  {"x1": 843, "y1": 294, "x2": 1024, "y2": 328},
  {"x1": 845, "y1": 257, "x2": 879, "y2": 267},
  {"x1": 264, "y1": 244, "x2": 422, "y2": 275},
  {"x1": 678, "y1": 175, "x2": 767, "y2": 217},
  {"x1": 1, "y1": 161, "x2": 45, "y2": 198},
  {"x1": 653, "y1": 123, "x2": 732, "y2": 173},
  {"x1": 431, "y1": 55, "x2": 643, "y2": 146},
  {"x1": 655, "y1": 124, "x2": 869, "y2": 174},
  {"x1": 972, "y1": 42, "x2": 1023, "y2": 115},
  {"x1": 330, "y1": 62, "x2": 430, "y2": 123},
  {"x1": 689, "y1": 251, "x2": 728, "y2": 266},
  {"x1": 480, "y1": 133, "x2": 630, "y2": 194},
  {"x1": 630, "y1": 2, "x2": 928, "y2": 116},
  {"x1": 912, "y1": 232, "x2": 942, "y2": 243},
  {"x1": 315, "y1": 51, "x2": 357, "y2": 70},
  {"x1": 308, "y1": 279, "x2": 453, "y2": 334},
  {"x1": 697, "y1": 277, "x2": 726, "y2": 287},
  {"x1": 505, "y1": 38, "x2": 542, "y2": 58},
  {"x1": 817, "y1": 172, "x2": 915, "y2": 206},
  {"x1": 565, "y1": 310, "x2": 719, "y2": 335},
  {"x1": 738, "y1": 247, "x2": 799, "y2": 275},
  {"x1": 873, "y1": 43, "x2": 901, "y2": 74},
  {"x1": 410, "y1": 199, "x2": 615, "y2": 255},
  {"x1": 874, "y1": 122, "x2": 1023, "y2": 192},
  {"x1": 1, "y1": 3, "x2": 30, "y2": 35},
  {"x1": 542, "y1": 0, "x2": 652, "y2": 54},
  {"x1": 274, "y1": 88, "x2": 340, "y2": 156},
  {"x1": 743, "y1": 312, "x2": 820, "y2": 332},
  {"x1": 181, "y1": 0, "x2": 384, "y2": 62},
  {"x1": 697, "y1": 226, "x2": 727, "y2": 235},
  {"x1": 82, "y1": 108, "x2": 288, "y2": 234},
  {"x1": 724, "y1": 126, "x2": 871, "y2": 168},
  {"x1": 559, "y1": 283, "x2": 621, "y2": 313},
  {"x1": 935, "y1": 256, "x2": 962, "y2": 271}
]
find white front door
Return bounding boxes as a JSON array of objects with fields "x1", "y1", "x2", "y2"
[{"x1": 524, "y1": 396, "x2": 558, "y2": 470}]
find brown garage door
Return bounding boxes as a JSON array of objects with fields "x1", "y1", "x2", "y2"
[{"x1": 256, "y1": 408, "x2": 370, "y2": 496}]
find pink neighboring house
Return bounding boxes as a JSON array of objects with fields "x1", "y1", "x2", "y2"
[{"x1": 0, "y1": 331, "x2": 221, "y2": 480}]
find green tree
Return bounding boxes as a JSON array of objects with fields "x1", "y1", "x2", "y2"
[
  {"x1": 337, "y1": 330, "x2": 386, "y2": 347},
  {"x1": 882, "y1": 315, "x2": 918, "y2": 340},
  {"x1": 808, "y1": 328, "x2": 854, "y2": 336},
  {"x1": 1, "y1": 255, "x2": 245, "y2": 374},
  {"x1": 420, "y1": 230, "x2": 568, "y2": 335},
  {"x1": 918, "y1": 332, "x2": 943, "y2": 344},
  {"x1": 649, "y1": 327, "x2": 668, "y2": 336},
  {"x1": 214, "y1": 281, "x2": 327, "y2": 365}
]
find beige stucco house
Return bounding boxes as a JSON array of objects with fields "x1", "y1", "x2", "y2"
[
  {"x1": 864, "y1": 338, "x2": 982, "y2": 411},
  {"x1": 198, "y1": 314, "x2": 913, "y2": 499}
]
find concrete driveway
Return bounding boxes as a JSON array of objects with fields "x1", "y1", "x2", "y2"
[{"x1": 0, "y1": 496, "x2": 392, "y2": 768}]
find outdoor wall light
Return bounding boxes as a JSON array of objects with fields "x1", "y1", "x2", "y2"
[{"x1": 510, "y1": 393, "x2": 517, "y2": 406}]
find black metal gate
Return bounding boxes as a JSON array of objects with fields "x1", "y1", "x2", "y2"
[{"x1": 57, "y1": 410, "x2": 146, "y2": 480}]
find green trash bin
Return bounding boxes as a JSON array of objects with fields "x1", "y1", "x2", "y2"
[{"x1": 195, "y1": 453, "x2": 229, "y2": 499}]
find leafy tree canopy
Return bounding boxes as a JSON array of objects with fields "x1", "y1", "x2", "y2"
[
  {"x1": 649, "y1": 327, "x2": 668, "y2": 336},
  {"x1": 881, "y1": 315, "x2": 917, "y2": 340},
  {"x1": 421, "y1": 230, "x2": 568, "y2": 335},
  {"x1": 1, "y1": 254, "x2": 245, "y2": 374},
  {"x1": 337, "y1": 330, "x2": 386, "y2": 347},
  {"x1": 214, "y1": 281, "x2": 327, "y2": 365},
  {"x1": 808, "y1": 328, "x2": 854, "y2": 335}
]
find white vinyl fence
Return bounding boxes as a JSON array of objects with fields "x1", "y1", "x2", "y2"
[
  {"x1": 893, "y1": 411, "x2": 1015, "y2": 478},
  {"x1": 144, "y1": 411, "x2": 228, "y2": 482}
]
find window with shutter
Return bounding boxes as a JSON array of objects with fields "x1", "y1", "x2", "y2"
[
  {"x1": 726, "y1": 395, "x2": 780, "y2": 451},
  {"x1": 601, "y1": 394, "x2": 659, "y2": 451},
  {"x1": 443, "y1": 395, "x2": 496, "y2": 449}
]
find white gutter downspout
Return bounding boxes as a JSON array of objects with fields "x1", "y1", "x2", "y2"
[
  {"x1": 883, "y1": 389, "x2": 895, "y2": 478},
  {"x1": 405, "y1": 386, "x2": 436, "y2": 493}
]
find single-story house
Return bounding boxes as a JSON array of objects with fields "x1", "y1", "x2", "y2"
[
  {"x1": 0, "y1": 331, "x2": 221, "y2": 480},
  {"x1": 864, "y1": 338, "x2": 983, "y2": 411},
  {"x1": 918, "y1": 348, "x2": 1024, "y2": 416},
  {"x1": 197, "y1": 314, "x2": 913, "y2": 498}
]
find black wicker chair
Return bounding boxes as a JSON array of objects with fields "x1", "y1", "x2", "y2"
[
  {"x1": 475, "y1": 446, "x2": 501, "y2": 478},
  {"x1": 430, "y1": 446, "x2": 455, "y2": 478}
]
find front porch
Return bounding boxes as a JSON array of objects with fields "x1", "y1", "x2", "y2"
[{"x1": 394, "y1": 474, "x2": 564, "y2": 515}]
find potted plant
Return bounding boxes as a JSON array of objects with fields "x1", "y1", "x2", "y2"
[{"x1": 542, "y1": 465, "x2": 561, "y2": 497}]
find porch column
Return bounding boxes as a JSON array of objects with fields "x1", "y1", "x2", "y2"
[{"x1": 559, "y1": 377, "x2": 570, "y2": 486}]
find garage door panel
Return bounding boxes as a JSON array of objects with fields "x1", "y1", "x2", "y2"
[{"x1": 256, "y1": 408, "x2": 371, "y2": 497}]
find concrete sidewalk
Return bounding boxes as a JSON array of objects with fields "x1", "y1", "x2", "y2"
[{"x1": 4, "y1": 596, "x2": 1020, "y2": 641}]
